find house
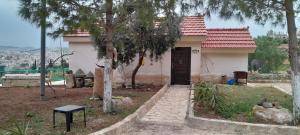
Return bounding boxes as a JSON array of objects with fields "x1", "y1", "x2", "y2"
[{"x1": 63, "y1": 16, "x2": 256, "y2": 85}]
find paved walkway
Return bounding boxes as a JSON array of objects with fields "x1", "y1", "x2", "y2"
[
  {"x1": 123, "y1": 85, "x2": 237, "y2": 135},
  {"x1": 248, "y1": 83, "x2": 292, "y2": 95},
  {"x1": 140, "y1": 85, "x2": 189, "y2": 125}
]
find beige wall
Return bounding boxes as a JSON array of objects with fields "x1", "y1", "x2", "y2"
[
  {"x1": 65, "y1": 35, "x2": 204, "y2": 85},
  {"x1": 200, "y1": 52, "x2": 248, "y2": 82},
  {"x1": 64, "y1": 35, "x2": 252, "y2": 85},
  {"x1": 68, "y1": 43, "x2": 99, "y2": 74},
  {"x1": 115, "y1": 50, "x2": 172, "y2": 85}
]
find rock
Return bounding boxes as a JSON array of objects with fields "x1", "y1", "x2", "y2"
[
  {"x1": 112, "y1": 99, "x2": 123, "y2": 109},
  {"x1": 75, "y1": 69, "x2": 86, "y2": 78},
  {"x1": 275, "y1": 105, "x2": 283, "y2": 109},
  {"x1": 122, "y1": 97, "x2": 133, "y2": 106},
  {"x1": 86, "y1": 71, "x2": 94, "y2": 78},
  {"x1": 257, "y1": 98, "x2": 267, "y2": 106},
  {"x1": 112, "y1": 97, "x2": 133, "y2": 110},
  {"x1": 75, "y1": 78, "x2": 84, "y2": 88},
  {"x1": 84, "y1": 78, "x2": 93, "y2": 87},
  {"x1": 273, "y1": 102, "x2": 283, "y2": 109},
  {"x1": 262, "y1": 102, "x2": 273, "y2": 108},
  {"x1": 253, "y1": 105, "x2": 293, "y2": 124},
  {"x1": 65, "y1": 73, "x2": 75, "y2": 88}
]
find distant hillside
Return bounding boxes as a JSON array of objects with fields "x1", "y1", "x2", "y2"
[{"x1": 0, "y1": 45, "x2": 19, "y2": 49}]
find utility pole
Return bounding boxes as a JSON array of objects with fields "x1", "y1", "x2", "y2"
[{"x1": 40, "y1": 0, "x2": 46, "y2": 100}]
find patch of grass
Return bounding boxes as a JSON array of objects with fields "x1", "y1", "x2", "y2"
[{"x1": 194, "y1": 84, "x2": 293, "y2": 123}]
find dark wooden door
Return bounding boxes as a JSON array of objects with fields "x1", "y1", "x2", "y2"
[{"x1": 171, "y1": 47, "x2": 191, "y2": 85}]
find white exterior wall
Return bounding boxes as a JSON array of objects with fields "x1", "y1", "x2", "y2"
[
  {"x1": 65, "y1": 35, "x2": 253, "y2": 84},
  {"x1": 116, "y1": 50, "x2": 172, "y2": 85},
  {"x1": 190, "y1": 46, "x2": 201, "y2": 81},
  {"x1": 69, "y1": 43, "x2": 98, "y2": 74},
  {"x1": 201, "y1": 53, "x2": 248, "y2": 78}
]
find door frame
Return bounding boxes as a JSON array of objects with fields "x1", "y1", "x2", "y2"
[{"x1": 171, "y1": 47, "x2": 191, "y2": 85}]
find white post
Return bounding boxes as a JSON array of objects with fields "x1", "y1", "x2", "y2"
[
  {"x1": 292, "y1": 73, "x2": 300, "y2": 121},
  {"x1": 103, "y1": 58, "x2": 112, "y2": 112}
]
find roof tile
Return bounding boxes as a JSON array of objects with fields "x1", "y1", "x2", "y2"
[
  {"x1": 181, "y1": 16, "x2": 207, "y2": 36},
  {"x1": 202, "y1": 28, "x2": 256, "y2": 48}
]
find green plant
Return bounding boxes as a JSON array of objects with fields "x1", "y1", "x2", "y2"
[
  {"x1": 1, "y1": 119, "x2": 31, "y2": 135},
  {"x1": 0, "y1": 112, "x2": 36, "y2": 135},
  {"x1": 193, "y1": 82, "x2": 225, "y2": 111}
]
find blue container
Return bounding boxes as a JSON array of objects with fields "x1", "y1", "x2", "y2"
[{"x1": 227, "y1": 79, "x2": 235, "y2": 85}]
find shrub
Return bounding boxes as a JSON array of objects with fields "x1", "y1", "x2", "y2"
[{"x1": 193, "y1": 82, "x2": 225, "y2": 112}]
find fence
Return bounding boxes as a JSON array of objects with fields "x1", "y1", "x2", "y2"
[{"x1": 0, "y1": 68, "x2": 69, "y2": 82}]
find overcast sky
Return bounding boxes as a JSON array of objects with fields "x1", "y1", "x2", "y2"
[{"x1": 0, "y1": 0, "x2": 299, "y2": 48}]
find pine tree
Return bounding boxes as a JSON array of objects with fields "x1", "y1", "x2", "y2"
[
  {"x1": 18, "y1": 0, "x2": 49, "y2": 100},
  {"x1": 20, "y1": 0, "x2": 181, "y2": 112}
]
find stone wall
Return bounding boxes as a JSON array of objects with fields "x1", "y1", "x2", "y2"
[{"x1": 2, "y1": 74, "x2": 40, "y2": 87}]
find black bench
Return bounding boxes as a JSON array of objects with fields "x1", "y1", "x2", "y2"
[{"x1": 53, "y1": 105, "x2": 86, "y2": 132}]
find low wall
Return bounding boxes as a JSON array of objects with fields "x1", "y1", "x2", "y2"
[
  {"x1": 1, "y1": 74, "x2": 40, "y2": 87},
  {"x1": 248, "y1": 80, "x2": 291, "y2": 83},
  {"x1": 199, "y1": 74, "x2": 234, "y2": 83},
  {"x1": 89, "y1": 84, "x2": 169, "y2": 135},
  {"x1": 186, "y1": 89, "x2": 300, "y2": 135}
]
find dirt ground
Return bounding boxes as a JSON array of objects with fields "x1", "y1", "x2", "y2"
[{"x1": 0, "y1": 84, "x2": 160, "y2": 135}]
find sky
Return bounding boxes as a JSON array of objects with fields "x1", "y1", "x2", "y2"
[{"x1": 0, "y1": 0, "x2": 299, "y2": 48}]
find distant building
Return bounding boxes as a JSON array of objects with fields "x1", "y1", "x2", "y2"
[{"x1": 267, "y1": 29, "x2": 300, "y2": 39}]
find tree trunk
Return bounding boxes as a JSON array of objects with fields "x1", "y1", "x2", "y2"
[
  {"x1": 103, "y1": 0, "x2": 113, "y2": 113},
  {"x1": 131, "y1": 52, "x2": 145, "y2": 89},
  {"x1": 93, "y1": 67, "x2": 104, "y2": 98},
  {"x1": 285, "y1": 0, "x2": 300, "y2": 123},
  {"x1": 40, "y1": 0, "x2": 46, "y2": 100}
]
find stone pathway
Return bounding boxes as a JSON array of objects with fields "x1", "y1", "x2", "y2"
[
  {"x1": 123, "y1": 85, "x2": 237, "y2": 135},
  {"x1": 248, "y1": 83, "x2": 292, "y2": 95},
  {"x1": 140, "y1": 85, "x2": 189, "y2": 125}
]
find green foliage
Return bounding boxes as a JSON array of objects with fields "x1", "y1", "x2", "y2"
[
  {"x1": 18, "y1": 0, "x2": 50, "y2": 27},
  {"x1": 92, "y1": 1, "x2": 181, "y2": 63},
  {"x1": 195, "y1": 0, "x2": 295, "y2": 26},
  {"x1": 194, "y1": 85, "x2": 293, "y2": 122},
  {"x1": 0, "y1": 114, "x2": 33, "y2": 135},
  {"x1": 193, "y1": 82, "x2": 225, "y2": 112},
  {"x1": 249, "y1": 36, "x2": 288, "y2": 73},
  {"x1": 248, "y1": 73, "x2": 290, "y2": 81}
]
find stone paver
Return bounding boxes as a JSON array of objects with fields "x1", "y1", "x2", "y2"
[
  {"x1": 141, "y1": 85, "x2": 190, "y2": 125},
  {"x1": 123, "y1": 85, "x2": 238, "y2": 135},
  {"x1": 248, "y1": 83, "x2": 292, "y2": 95},
  {"x1": 125, "y1": 122, "x2": 236, "y2": 135},
  {"x1": 273, "y1": 83, "x2": 292, "y2": 95}
]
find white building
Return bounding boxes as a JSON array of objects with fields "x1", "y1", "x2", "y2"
[{"x1": 64, "y1": 16, "x2": 256, "y2": 85}]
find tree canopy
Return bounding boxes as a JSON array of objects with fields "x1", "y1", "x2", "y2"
[
  {"x1": 249, "y1": 36, "x2": 288, "y2": 73},
  {"x1": 45, "y1": 0, "x2": 181, "y2": 88}
]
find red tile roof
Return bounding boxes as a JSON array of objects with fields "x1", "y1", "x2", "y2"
[
  {"x1": 181, "y1": 16, "x2": 207, "y2": 36},
  {"x1": 65, "y1": 16, "x2": 207, "y2": 37},
  {"x1": 202, "y1": 28, "x2": 256, "y2": 48}
]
